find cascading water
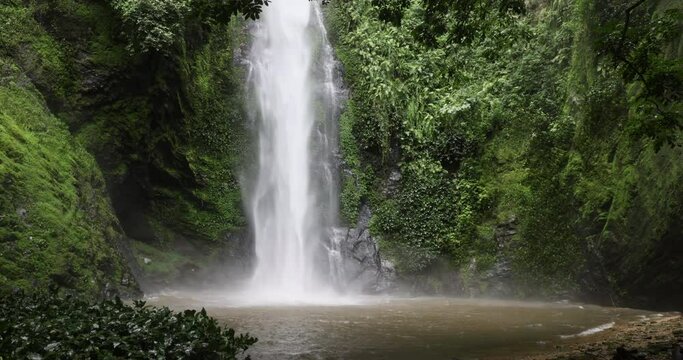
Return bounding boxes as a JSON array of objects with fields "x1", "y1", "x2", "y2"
[{"x1": 245, "y1": 0, "x2": 343, "y2": 302}]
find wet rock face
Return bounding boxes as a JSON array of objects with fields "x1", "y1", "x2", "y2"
[
  {"x1": 383, "y1": 169, "x2": 402, "y2": 196},
  {"x1": 494, "y1": 216, "x2": 517, "y2": 249},
  {"x1": 16, "y1": 208, "x2": 28, "y2": 220},
  {"x1": 484, "y1": 216, "x2": 517, "y2": 296},
  {"x1": 406, "y1": 216, "x2": 518, "y2": 297},
  {"x1": 132, "y1": 229, "x2": 254, "y2": 293},
  {"x1": 332, "y1": 205, "x2": 396, "y2": 293},
  {"x1": 465, "y1": 216, "x2": 516, "y2": 298}
]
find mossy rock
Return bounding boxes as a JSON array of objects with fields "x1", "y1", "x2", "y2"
[{"x1": 0, "y1": 64, "x2": 139, "y2": 298}]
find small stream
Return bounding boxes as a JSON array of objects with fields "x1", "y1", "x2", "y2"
[{"x1": 149, "y1": 295, "x2": 656, "y2": 359}]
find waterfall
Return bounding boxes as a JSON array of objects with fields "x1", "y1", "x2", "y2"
[{"x1": 245, "y1": 0, "x2": 343, "y2": 302}]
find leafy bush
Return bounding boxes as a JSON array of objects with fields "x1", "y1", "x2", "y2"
[
  {"x1": 110, "y1": 0, "x2": 192, "y2": 53},
  {"x1": 0, "y1": 292, "x2": 256, "y2": 359},
  {"x1": 109, "y1": 0, "x2": 270, "y2": 53}
]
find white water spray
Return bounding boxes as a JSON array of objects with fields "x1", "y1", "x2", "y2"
[{"x1": 245, "y1": 0, "x2": 343, "y2": 303}]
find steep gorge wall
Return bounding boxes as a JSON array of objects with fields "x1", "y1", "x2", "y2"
[
  {"x1": 1, "y1": 0, "x2": 680, "y2": 308},
  {"x1": 0, "y1": 0, "x2": 253, "y2": 295},
  {"x1": 327, "y1": 0, "x2": 683, "y2": 308},
  {"x1": 0, "y1": 64, "x2": 139, "y2": 298}
]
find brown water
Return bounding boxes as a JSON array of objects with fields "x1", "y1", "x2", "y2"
[{"x1": 149, "y1": 295, "x2": 656, "y2": 359}]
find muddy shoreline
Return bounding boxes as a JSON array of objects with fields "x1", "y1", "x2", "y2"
[{"x1": 525, "y1": 314, "x2": 683, "y2": 359}]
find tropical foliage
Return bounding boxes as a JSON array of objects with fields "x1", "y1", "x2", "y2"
[
  {"x1": 110, "y1": 0, "x2": 269, "y2": 52},
  {"x1": 329, "y1": 0, "x2": 683, "y2": 302},
  {"x1": 0, "y1": 292, "x2": 256, "y2": 359}
]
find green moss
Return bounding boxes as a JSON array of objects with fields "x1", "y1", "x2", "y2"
[
  {"x1": 84, "y1": 3, "x2": 129, "y2": 67},
  {"x1": 0, "y1": 0, "x2": 255, "y2": 295},
  {"x1": 0, "y1": 72, "x2": 136, "y2": 296},
  {"x1": 132, "y1": 241, "x2": 190, "y2": 280},
  {"x1": 0, "y1": 5, "x2": 36, "y2": 51},
  {"x1": 165, "y1": 19, "x2": 250, "y2": 238}
]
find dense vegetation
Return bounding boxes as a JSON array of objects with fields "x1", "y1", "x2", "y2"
[
  {"x1": 328, "y1": 0, "x2": 682, "y2": 306},
  {"x1": 1, "y1": 0, "x2": 681, "y2": 355},
  {"x1": 0, "y1": 1, "x2": 265, "y2": 356},
  {"x1": 0, "y1": 292, "x2": 256, "y2": 359},
  {"x1": 0, "y1": 0, "x2": 266, "y2": 293},
  {"x1": 0, "y1": 0, "x2": 681, "y2": 319}
]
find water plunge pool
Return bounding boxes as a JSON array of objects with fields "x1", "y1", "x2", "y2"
[{"x1": 149, "y1": 295, "x2": 656, "y2": 359}]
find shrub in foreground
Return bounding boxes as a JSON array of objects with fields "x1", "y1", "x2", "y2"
[{"x1": 0, "y1": 292, "x2": 256, "y2": 359}]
